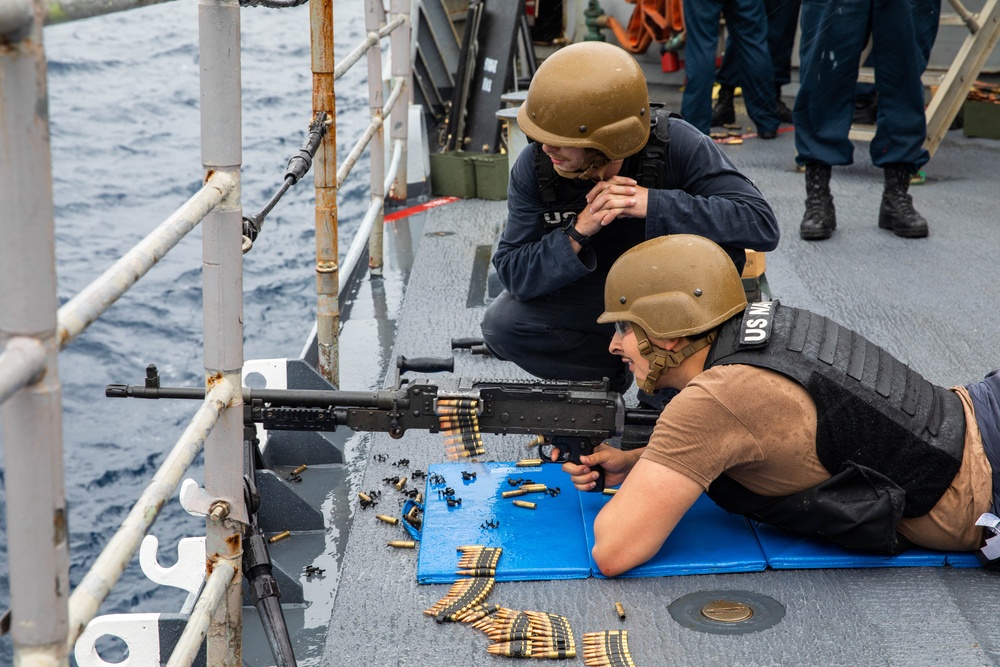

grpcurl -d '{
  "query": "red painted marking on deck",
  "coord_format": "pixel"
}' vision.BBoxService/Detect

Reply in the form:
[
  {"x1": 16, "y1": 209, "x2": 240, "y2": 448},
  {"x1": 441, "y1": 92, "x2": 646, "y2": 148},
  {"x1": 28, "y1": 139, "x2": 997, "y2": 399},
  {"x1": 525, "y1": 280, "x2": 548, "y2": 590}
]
[{"x1": 385, "y1": 197, "x2": 460, "y2": 222}]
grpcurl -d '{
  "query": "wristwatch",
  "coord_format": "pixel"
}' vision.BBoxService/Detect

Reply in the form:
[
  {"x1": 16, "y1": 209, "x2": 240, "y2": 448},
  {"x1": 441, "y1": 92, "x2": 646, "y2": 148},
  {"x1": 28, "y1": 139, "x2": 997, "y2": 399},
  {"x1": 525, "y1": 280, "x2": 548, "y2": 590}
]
[{"x1": 561, "y1": 219, "x2": 591, "y2": 247}]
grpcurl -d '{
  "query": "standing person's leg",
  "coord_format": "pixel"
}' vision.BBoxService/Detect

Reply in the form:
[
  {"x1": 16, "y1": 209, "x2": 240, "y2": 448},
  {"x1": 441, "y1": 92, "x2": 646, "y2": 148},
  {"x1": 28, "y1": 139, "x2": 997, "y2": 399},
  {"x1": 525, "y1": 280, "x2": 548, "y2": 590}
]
[
  {"x1": 793, "y1": 0, "x2": 870, "y2": 168},
  {"x1": 913, "y1": 0, "x2": 941, "y2": 71},
  {"x1": 681, "y1": 0, "x2": 725, "y2": 134},
  {"x1": 765, "y1": 0, "x2": 801, "y2": 122},
  {"x1": 765, "y1": 0, "x2": 801, "y2": 89},
  {"x1": 713, "y1": 35, "x2": 738, "y2": 126},
  {"x1": 870, "y1": 0, "x2": 930, "y2": 237},
  {"x1": 723, "y1": 0, "x2": 779, "y2": 137},
  {"x1": 794, "y1": 0, "x2": 869, "y2": 240}
]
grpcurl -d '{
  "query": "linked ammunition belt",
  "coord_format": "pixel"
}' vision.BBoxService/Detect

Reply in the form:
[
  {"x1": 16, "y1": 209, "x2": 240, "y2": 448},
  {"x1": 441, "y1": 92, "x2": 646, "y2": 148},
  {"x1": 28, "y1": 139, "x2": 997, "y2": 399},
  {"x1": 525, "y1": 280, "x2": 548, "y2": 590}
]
[
  {"x1": 437, "y1": 398, "x2": 485, "y2": 460},
  {"x1": 582, "y1": 630, "x2": 635, "y2": 667},
  {"x1": 422, "y1": 546, "x2": 636, "y2": 663},
  {"x1": 474, "y1": 608, "x2": 577, "y2": 659},
  {"x1": 423, "y1": 575, "x2": 496, "y2": 623}
]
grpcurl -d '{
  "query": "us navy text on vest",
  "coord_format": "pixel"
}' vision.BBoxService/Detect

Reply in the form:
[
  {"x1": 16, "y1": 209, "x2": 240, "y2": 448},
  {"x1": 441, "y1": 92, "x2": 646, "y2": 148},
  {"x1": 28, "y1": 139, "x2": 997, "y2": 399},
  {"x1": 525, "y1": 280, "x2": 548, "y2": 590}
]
[{"x1": 739, "y1": 301, "x2": 775, "y2": 347}]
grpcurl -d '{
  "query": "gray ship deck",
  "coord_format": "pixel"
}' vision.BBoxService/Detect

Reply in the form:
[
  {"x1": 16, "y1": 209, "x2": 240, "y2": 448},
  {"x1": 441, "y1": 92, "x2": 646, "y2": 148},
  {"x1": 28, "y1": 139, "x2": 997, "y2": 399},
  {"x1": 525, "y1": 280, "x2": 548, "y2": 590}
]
[{"x1": 256, "y1": 110, "x2": 1000, "y2": 666}]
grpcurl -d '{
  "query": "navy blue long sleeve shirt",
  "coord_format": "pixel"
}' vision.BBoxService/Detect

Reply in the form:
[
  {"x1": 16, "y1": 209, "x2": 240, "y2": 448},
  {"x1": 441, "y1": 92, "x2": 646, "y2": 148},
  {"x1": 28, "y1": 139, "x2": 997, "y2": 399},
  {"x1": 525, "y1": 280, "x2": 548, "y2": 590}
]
[{"x1": 493, "y1": 117, "x2": 780, "y2": 302}]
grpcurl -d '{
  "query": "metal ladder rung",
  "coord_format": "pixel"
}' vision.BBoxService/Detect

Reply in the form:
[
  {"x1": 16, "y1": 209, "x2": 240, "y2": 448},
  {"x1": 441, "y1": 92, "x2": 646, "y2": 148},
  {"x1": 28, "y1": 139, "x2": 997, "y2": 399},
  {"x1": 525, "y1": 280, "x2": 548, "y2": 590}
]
[
  {"x1": 940, "y1": 12, "x2": 975, "y2": 27},
  {"x1": 848, "y1": 124, "x2": 877, "y2": 142},
  {"x1": 856, "y1": 67, "x2": 946, "y2": 88}
]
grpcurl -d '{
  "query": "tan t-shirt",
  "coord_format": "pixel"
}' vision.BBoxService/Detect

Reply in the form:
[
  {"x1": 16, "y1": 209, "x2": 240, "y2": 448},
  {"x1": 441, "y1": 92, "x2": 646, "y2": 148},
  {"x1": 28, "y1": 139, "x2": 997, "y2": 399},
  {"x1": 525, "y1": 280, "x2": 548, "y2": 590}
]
[{"x1": 641, "y1": 364, "x2": 993, "y2": 551}]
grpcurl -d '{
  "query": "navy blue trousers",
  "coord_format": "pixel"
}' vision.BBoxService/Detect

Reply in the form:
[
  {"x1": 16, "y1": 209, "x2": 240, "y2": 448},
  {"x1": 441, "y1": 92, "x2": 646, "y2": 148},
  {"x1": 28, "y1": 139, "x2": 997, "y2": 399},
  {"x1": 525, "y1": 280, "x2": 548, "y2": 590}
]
[
  {"x1": 968, "y1": 370, "x2": 1000, "y2": 514},
  {"x1": 481, "y1": 290, "x2": 631, "y2": 393},
  {"x1": 717, "y1": 0, "x2": 802, "y2": 90},
  {"x1": 681, "y1": 0, "x2": 779, "y2": 134},
  {"x1": 794, "y1": 0, "x2": 938, "y2": 170}
]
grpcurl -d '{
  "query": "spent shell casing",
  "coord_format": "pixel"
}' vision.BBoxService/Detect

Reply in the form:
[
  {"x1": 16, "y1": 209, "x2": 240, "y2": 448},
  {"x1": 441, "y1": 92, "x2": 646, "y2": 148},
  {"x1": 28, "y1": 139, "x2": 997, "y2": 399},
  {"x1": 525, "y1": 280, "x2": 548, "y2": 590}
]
[
  {"x1": 519, "y1": 483, "x2": 548, "y2": 493},
  {"x1": 375, "y1": 514, "x2": 399, "y2": 525},
  {"x1": 394, "y1": 476, "x2": 407, "y2": 491},
  {"x1": 358, "y1": 491, "x2": 372, "y2": 503},
  {"x1": 387, "y1": 540, "x2": 416, "y2": 548},
  {"x1": 501, "y1": 489, "x2": 527, "y2": 498},
  {"x1": 615, "y1": 601, "x2": 626, "y2": 620},
  {"x1": 512, "y1": 500, "x2": 536, "y2": 509},
  {"x1": 291, "y1": 464, "x2": 307, "y2": 475},
  {"x1": 602, "y1": 488, "x2": 618, "y2": 496},
  {"x1": 516, "y1": 458, "x2": 543, "y2": 467},
  {"x1": 268, "y1": 530, "x2": 291, "y2": 543}
]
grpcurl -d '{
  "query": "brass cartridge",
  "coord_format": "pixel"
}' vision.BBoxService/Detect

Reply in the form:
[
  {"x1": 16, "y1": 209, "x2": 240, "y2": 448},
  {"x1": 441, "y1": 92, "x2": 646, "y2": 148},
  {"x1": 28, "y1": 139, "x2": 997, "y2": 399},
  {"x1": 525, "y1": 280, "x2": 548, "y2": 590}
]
[{"x1": 387, "y1": 540, "x2": 416, "y2": 549}]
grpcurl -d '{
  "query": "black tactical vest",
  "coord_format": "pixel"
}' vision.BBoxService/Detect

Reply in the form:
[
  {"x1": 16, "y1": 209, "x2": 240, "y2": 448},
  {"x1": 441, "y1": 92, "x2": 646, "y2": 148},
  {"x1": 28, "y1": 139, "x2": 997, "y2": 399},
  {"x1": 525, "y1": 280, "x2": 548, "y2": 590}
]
[
  {"x1": 532, "y1": 105, "x2": 681, "y2": 281},
  {"x1": 703, "y1": 301, "x2": 966, "y2": 552}
]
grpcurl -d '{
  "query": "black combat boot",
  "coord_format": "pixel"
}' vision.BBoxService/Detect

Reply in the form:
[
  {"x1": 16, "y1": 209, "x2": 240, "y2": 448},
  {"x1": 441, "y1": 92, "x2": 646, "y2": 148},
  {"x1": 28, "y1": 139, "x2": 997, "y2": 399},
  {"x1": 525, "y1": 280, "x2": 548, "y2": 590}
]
[
  {"x1": 878, "y1": 164, "x2": 929, "y2": 238},
  {"x1": 776, "y1": 86, "x2": 793, "y2": 124},
  {"x1": 712, "y1": 85, "x2": 736, "y2": 126},
  {"x1": 799, "y1": 163, "x2": 836, "y2": 240}
]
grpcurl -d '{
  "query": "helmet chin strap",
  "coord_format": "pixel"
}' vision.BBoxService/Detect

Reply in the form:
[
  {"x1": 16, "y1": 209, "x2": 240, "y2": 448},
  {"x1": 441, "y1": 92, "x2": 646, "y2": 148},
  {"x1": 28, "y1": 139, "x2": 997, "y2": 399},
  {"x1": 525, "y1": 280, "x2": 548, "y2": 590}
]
[
  {"x1": 632, "y1": 324, "x2": 717, "y2": 394},
  {"x1": 553, "y1": 153, "x2": 614, "y2": 180}
]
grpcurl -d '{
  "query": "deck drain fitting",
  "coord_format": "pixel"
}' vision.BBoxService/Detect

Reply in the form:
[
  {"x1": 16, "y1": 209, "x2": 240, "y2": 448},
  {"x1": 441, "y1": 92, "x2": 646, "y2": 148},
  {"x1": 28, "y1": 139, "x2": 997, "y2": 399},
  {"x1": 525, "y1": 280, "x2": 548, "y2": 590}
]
[{"x1": 668, "y1": 590, "x2": 784, "y2": 635}]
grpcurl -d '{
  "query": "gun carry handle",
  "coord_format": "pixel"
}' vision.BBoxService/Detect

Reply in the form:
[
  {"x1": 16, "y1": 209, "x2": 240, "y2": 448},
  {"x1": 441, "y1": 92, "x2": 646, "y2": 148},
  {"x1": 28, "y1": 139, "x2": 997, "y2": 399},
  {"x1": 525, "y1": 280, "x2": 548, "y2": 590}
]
[{"x1": 396, "y1": 355, "x2": 455, "y2": 374}]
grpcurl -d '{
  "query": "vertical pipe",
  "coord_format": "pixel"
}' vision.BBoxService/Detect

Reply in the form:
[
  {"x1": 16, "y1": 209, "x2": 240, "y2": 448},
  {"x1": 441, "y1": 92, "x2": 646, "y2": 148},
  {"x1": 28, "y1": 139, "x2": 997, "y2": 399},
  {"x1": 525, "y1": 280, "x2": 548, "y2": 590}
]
[
  {"x1": 389, "y1": 0, "x2": 410, "y2": 201},
  {"x1": 198, "y1": 0, "x2": 246, "y2": 664},
  {"x1": 0, "y1": 2, "x2": 71, "y2": 665},
  {"x1": 365, "y1": 0, "x2": 386, "y2": 276},
  {"x1": 311, "y1": 0, "x2": 340, "y2": 386}
]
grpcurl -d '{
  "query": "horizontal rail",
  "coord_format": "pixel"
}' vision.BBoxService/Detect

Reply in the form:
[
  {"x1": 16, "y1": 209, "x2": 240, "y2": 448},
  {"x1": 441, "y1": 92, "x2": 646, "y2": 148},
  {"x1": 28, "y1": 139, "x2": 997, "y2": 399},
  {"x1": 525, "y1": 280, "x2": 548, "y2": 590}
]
[
  {"x1": 57, "y1": 171, "x2": 236, "y2": 349},
  {"x1": 66, "y1": 380, "x2": 236, "y2": 649},
  {"x1": 0, "y1": 0, "x2": 32, "y2": 38},
  {"x1": 0, "y1": 337, "x2": 47, "y2": 406},
  {"x1": 336, "y1": 76, "x2": 405, "y2": 189},
  {"x1": 44, "y1": 0, "x2": 178, "y2": 25},
  {"x1": 333, "y1": 14, "x2": 406, "y2": 81},
  {"x1": 164, "y1": 561, "x2": 237, "y2": 667}
]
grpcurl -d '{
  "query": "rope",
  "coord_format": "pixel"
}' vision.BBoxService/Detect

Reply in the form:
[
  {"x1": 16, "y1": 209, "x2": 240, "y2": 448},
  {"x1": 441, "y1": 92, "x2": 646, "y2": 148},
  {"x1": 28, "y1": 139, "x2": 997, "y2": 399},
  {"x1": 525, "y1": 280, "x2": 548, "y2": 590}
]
[{"x1": 242, "y1": 112, "x2": 329, "y2": 253}]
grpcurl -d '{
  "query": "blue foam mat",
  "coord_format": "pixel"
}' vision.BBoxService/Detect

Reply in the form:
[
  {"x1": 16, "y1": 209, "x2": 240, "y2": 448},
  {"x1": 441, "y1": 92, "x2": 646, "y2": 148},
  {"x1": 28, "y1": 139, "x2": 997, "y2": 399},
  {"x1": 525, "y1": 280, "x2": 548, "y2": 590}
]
[
  {"x1": 579, "y1": 491, "x2": 767, "y2": 577},
  {"x1": 415, "y1": 463, "x2": 981, "y2": 582},
  {"x1": 752, "y1": 521, "x2": 983, "y2": 569},
  {"x1": 416, "y1": 462, "x2": 592, "y2": 583}
]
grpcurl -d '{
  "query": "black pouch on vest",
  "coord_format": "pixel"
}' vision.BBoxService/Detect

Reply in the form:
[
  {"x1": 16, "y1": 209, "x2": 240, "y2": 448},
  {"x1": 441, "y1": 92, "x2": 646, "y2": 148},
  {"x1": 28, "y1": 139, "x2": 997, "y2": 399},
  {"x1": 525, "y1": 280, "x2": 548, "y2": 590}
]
[{"x1": 708, "y1": 461, "x2": 911, "y2": 555}]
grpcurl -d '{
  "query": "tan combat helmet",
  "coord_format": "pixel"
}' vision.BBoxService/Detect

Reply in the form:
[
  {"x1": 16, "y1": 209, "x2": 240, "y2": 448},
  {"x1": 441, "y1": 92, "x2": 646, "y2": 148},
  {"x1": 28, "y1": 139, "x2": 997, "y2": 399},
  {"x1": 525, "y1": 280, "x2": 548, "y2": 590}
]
[
  {"x1": 598, "y1": 235, "x2": 748, "y2": 392},
  {"x1": 516, "y1": 41, "x2": 650, "y2": 161}
]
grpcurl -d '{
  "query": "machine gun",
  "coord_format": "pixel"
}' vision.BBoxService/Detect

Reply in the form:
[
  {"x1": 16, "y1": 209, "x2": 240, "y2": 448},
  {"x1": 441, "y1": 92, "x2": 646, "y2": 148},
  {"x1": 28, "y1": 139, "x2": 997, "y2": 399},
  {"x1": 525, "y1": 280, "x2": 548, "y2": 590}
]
[{"x1": 107, "y1": 356, "x2": 660, "y2": 492}]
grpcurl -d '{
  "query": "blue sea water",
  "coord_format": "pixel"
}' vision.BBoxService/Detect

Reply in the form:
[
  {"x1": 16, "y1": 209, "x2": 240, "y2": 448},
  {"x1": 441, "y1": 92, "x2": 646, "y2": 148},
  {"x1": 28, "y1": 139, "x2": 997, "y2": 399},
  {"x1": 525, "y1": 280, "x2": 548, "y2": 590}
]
[{"x1": 0, "y1": 1, "x2": 374, "y2": 662}]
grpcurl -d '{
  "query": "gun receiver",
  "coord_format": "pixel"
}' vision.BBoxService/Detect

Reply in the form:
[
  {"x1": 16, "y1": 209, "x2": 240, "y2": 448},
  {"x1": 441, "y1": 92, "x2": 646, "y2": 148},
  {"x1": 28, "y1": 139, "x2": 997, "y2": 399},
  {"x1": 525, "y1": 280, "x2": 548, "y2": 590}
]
[{"x1": 106, "y1": 358, "x2": 659, "y2": 492}]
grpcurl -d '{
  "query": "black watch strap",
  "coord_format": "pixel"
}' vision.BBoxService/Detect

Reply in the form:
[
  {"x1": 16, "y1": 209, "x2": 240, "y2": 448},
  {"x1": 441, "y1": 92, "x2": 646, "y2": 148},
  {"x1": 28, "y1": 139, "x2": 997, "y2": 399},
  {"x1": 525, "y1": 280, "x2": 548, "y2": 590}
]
[{"x1": 561, "y1": 221, "x2": 591, "y2": 247}]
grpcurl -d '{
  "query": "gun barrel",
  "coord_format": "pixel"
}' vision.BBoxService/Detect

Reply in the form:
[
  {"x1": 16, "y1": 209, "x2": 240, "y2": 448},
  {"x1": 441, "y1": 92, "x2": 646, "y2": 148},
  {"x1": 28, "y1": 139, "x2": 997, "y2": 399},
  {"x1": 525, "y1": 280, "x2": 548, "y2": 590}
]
[{"x1": 106, "y1": 383, "x2": 398, "y2": 409}]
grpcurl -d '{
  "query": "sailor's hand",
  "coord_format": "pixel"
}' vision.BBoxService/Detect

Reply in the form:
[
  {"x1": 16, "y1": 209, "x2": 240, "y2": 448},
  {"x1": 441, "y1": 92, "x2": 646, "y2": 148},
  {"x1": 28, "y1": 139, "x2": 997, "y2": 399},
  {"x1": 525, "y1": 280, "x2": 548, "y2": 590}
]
[
  {"x1": 586, "y1": 176, "x2": 648, "y2": 226},
  {"x1": 556, "y1": 443, "x2": 642, "y2": 492}
]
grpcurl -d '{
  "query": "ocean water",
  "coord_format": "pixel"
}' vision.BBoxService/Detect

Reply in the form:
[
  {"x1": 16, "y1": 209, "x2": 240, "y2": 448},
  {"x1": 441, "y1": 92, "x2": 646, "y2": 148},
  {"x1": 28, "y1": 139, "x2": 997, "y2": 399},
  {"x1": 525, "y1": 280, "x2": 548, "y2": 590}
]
[{"x1": 0, "y1": 1, "x2": 374, "y2": 662}]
